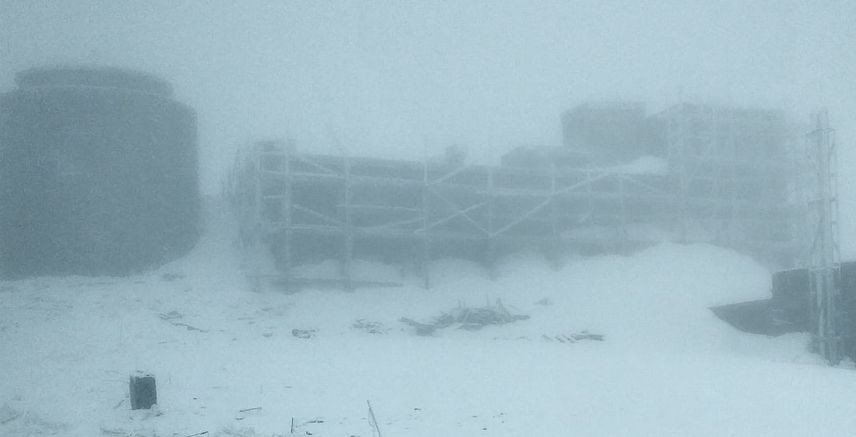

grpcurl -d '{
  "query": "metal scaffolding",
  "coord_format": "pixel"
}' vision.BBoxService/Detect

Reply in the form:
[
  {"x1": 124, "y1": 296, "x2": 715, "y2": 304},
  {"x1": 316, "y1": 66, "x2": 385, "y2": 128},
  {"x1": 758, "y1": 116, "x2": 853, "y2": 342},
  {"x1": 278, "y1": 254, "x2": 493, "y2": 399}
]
[
  {"x1": 230, "y1": 141, "x2": 679, "y2": 290},
  {"x1": 660, "y1": 103, "x2": 800, "y2": 264},
  {"x1": 229, "y1": 116, "x2": 803, "y2": 291},
  {"x1": 805, "y1": 110, "x2": 842, "y2": 364}
]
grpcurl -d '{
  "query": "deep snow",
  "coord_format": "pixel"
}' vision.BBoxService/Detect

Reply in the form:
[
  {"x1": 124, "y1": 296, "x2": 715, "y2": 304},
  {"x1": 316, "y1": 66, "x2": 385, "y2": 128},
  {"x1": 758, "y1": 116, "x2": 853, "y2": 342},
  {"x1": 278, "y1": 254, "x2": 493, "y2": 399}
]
[{"x1": 1, "y1": 200, "x2": 854, "y2": 437}]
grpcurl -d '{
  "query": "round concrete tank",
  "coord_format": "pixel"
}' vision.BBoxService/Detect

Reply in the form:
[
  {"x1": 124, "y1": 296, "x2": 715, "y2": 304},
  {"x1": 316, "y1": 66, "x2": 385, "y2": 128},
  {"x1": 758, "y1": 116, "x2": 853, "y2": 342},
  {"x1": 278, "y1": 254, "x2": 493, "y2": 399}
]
[{"x1": 0, "y1": 66, "x2": 199, "y2": 277}]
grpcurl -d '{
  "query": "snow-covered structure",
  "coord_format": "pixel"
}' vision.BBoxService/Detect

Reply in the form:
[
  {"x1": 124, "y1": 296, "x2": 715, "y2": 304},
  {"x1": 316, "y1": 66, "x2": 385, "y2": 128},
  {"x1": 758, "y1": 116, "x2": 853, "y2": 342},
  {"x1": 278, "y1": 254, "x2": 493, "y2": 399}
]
[
  {"x1": 0, "y1": 66, "x2": 200, "y2": 277},
  {"x1": 229, "y1": 102, "x2": 806, "y2": 289},
  {"x1": 658, "y1": 103, "x2": 799, "y2": 264}
]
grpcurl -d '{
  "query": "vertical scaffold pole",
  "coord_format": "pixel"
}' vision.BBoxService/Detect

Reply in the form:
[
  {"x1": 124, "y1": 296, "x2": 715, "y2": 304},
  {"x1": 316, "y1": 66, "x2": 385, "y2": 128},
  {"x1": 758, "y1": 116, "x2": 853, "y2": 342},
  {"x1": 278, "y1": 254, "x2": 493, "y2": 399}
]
[
  {"x1": 618, "y1": 176, "x2": 628, "y2": 246},
  {"x1": 549, "y1": 164, "x2": 560, "y2": 269},
  {"x1": 343, "y1": 153, "x2": 354, "y2": 291},
  {"x1": 251, "y1": 147, "x2": 264, "y2": 292},
  {"x1": 807, "y1": 109, "x2": 842, "y2": 365},
  {"x1": 487, "y1": 167, "x2": 497, "y2": 279},
  {"x1": 585, "y1": 169, "x2": 594, "y2": 224},
  {"x1": 421, "y1": 158, "x2": 431, "y2": 289},
  {"x1": 281, "y1": 147, "x2": 293, "y2": 285}
]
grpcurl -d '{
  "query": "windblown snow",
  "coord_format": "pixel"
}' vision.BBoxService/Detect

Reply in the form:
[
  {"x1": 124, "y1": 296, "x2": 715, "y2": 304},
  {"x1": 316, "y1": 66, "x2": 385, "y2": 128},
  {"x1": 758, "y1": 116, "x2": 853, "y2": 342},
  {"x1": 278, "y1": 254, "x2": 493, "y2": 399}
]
[{"x1": 1, "y1": 200, "x2": 854, "y2": 437}]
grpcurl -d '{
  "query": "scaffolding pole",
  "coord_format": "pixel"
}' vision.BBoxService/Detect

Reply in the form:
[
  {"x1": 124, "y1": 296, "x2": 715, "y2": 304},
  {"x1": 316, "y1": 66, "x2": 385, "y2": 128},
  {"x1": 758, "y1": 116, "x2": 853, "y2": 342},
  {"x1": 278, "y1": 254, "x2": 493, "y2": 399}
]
[
  {"x1": 251, "y1": 149, "x2": 265, "y2": 291},
  {"x1": 421, "y1": 158, "x2": 431, "y2": 289},
  {"x1": 807, "y1": 109, "x2": 842, "y2": 365},
  {"x1": 342, "y1": 154, "x2": 354, "y2": 292},
  {"x1": 487, "y1": 167, "x2": 497, "y2": 279},
  {"x1": 281, "y1": 148, "x2": 293, "y2": 283},
  {"x1": 549, "y1": 164, "x2": 560, "y2": 268}
]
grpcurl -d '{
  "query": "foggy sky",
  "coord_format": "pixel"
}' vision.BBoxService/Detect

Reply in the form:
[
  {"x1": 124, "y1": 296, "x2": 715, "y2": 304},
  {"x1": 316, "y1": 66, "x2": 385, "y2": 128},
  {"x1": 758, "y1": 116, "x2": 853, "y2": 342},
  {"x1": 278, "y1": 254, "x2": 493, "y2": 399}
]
[{"x1": 3, "y1": 1, "x2": 856, "y2": 252}]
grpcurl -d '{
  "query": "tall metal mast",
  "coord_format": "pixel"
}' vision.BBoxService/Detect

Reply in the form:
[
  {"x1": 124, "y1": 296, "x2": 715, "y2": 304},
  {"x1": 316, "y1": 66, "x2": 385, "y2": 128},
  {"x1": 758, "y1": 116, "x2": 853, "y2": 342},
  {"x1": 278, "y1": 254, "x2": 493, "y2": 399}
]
[{"x1": 807, "y1": 109, "x2": 842, "y2": 365}]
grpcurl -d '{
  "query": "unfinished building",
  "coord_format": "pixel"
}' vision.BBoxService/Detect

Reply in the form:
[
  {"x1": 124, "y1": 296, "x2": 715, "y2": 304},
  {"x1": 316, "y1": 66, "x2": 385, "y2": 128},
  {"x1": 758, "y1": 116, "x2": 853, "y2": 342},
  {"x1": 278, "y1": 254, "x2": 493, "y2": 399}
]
[
  {"x1": 658, "y1": 103, "x2": 798, "y2": 263},
  {"x1": 230, "y1": 102, "x2": 805, "y2": 289}
]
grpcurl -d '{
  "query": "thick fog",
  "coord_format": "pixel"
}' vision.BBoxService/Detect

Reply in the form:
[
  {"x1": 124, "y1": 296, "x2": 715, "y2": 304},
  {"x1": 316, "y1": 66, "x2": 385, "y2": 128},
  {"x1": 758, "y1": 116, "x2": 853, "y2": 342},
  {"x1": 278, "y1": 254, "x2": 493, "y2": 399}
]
[
  {"x1": 6, "y1": 3, "x2": 856, "y2": 435},
  {"x1": 2, "y1": 1, "x2": 855, "y2": 246}
]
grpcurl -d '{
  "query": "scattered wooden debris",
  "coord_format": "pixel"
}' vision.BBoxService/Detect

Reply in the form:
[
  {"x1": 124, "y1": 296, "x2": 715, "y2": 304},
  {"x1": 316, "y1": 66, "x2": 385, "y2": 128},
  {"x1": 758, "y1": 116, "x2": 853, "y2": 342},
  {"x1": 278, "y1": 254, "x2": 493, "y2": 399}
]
[
  {"x1": 352, "y1": 319, "x2": 388, "y2": 334},
  {"x1": 573, "y1": 331, "x2": 604, "y2": 341},
  {"x1": 542, "y1": 331, "x2": 604, "y2": 343},
  {"x1": 171, "y1": 322, "x2": 206, "y2": 332},
  {"x1": 400, "y1": 299, "x2": 529, "y2": 335},
  {"x1": 159, "y1": 310, "x2": 183, "y2": 320},
  {"x1": 399, "y1": 318, "x2": 438, "y2": 336},
  {"x1": 158, "y1": 311, "x2": 208, "y2": 332},
  {"x1": 292, "y1": 329, "x2": 317, "y2": 339}
]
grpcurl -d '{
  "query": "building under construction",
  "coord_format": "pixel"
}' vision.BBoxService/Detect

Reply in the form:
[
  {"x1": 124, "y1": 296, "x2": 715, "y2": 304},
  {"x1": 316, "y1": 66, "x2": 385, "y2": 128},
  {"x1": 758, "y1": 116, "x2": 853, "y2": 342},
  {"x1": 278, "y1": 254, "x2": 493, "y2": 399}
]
[{"x1": 229, "y1": 102, "x2": 807, "y2": 289}]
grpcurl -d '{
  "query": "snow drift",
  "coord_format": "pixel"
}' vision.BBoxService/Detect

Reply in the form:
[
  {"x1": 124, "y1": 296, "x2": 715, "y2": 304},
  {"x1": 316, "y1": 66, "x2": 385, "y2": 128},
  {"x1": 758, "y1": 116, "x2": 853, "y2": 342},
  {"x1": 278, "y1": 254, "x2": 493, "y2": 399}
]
[{"x1": 0, "y1": 201, "x2": 848, "y2": 437}]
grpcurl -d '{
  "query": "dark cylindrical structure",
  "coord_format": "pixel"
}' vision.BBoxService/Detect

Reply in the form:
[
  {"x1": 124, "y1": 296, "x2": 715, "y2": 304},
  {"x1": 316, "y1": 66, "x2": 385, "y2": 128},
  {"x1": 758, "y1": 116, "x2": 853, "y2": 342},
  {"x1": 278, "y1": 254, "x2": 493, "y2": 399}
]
[{"x1": 0, "y1": 66, "x2": 199, "y2": 277}]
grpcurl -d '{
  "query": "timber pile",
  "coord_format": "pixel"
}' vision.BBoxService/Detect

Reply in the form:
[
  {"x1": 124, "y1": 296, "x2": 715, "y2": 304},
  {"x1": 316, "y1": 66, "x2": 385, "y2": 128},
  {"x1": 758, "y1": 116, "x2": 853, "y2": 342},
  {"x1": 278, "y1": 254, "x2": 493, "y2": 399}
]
[{"x1": 400, "y1": 299, "x2": 529, "y2": 335}]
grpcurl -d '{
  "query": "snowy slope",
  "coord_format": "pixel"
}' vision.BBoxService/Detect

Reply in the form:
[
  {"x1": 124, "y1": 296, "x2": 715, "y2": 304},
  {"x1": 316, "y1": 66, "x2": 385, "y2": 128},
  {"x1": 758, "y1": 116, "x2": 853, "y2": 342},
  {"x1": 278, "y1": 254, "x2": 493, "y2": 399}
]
[{"x1": 1, "y1": 200, "x2": 854, "y2": 437}]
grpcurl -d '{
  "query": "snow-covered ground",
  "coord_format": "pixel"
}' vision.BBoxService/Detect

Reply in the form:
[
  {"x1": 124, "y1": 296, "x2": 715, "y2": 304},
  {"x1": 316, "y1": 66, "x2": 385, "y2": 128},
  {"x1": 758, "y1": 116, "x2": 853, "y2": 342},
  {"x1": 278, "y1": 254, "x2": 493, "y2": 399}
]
[{"x1": 2, "y1": 200, "x2": 855, "y2": 437}]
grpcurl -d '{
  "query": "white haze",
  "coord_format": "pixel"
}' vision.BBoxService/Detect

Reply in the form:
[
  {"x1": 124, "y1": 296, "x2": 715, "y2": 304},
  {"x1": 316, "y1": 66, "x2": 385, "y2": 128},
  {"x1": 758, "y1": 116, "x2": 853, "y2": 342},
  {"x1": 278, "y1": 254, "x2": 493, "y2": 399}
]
[{"x1": 2, "y1": 0, "x2": 855, "y2": 251}]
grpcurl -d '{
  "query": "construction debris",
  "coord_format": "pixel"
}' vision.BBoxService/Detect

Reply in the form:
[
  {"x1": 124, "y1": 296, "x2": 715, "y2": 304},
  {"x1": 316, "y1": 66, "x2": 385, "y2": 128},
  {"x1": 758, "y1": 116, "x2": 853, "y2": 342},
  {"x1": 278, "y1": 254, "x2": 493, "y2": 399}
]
[
  {"x1": 352, "y1": 319, "x2": 388, "y2": 334},
  {"x1": 367, "y1": 401, "x2": 383, "y2": 437},
  {"x1": 400, "y1": 299, "x2": 529, "y2": 335},
  {"x1": 159, "y1": 311, "x2": 207, "y2": 332},
  {"x1": 292, "y1": 329, "x2": 316, "y2": 339},
  {"x1": 542, "y1": 331, "x2": 605, "y2": 343}
]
